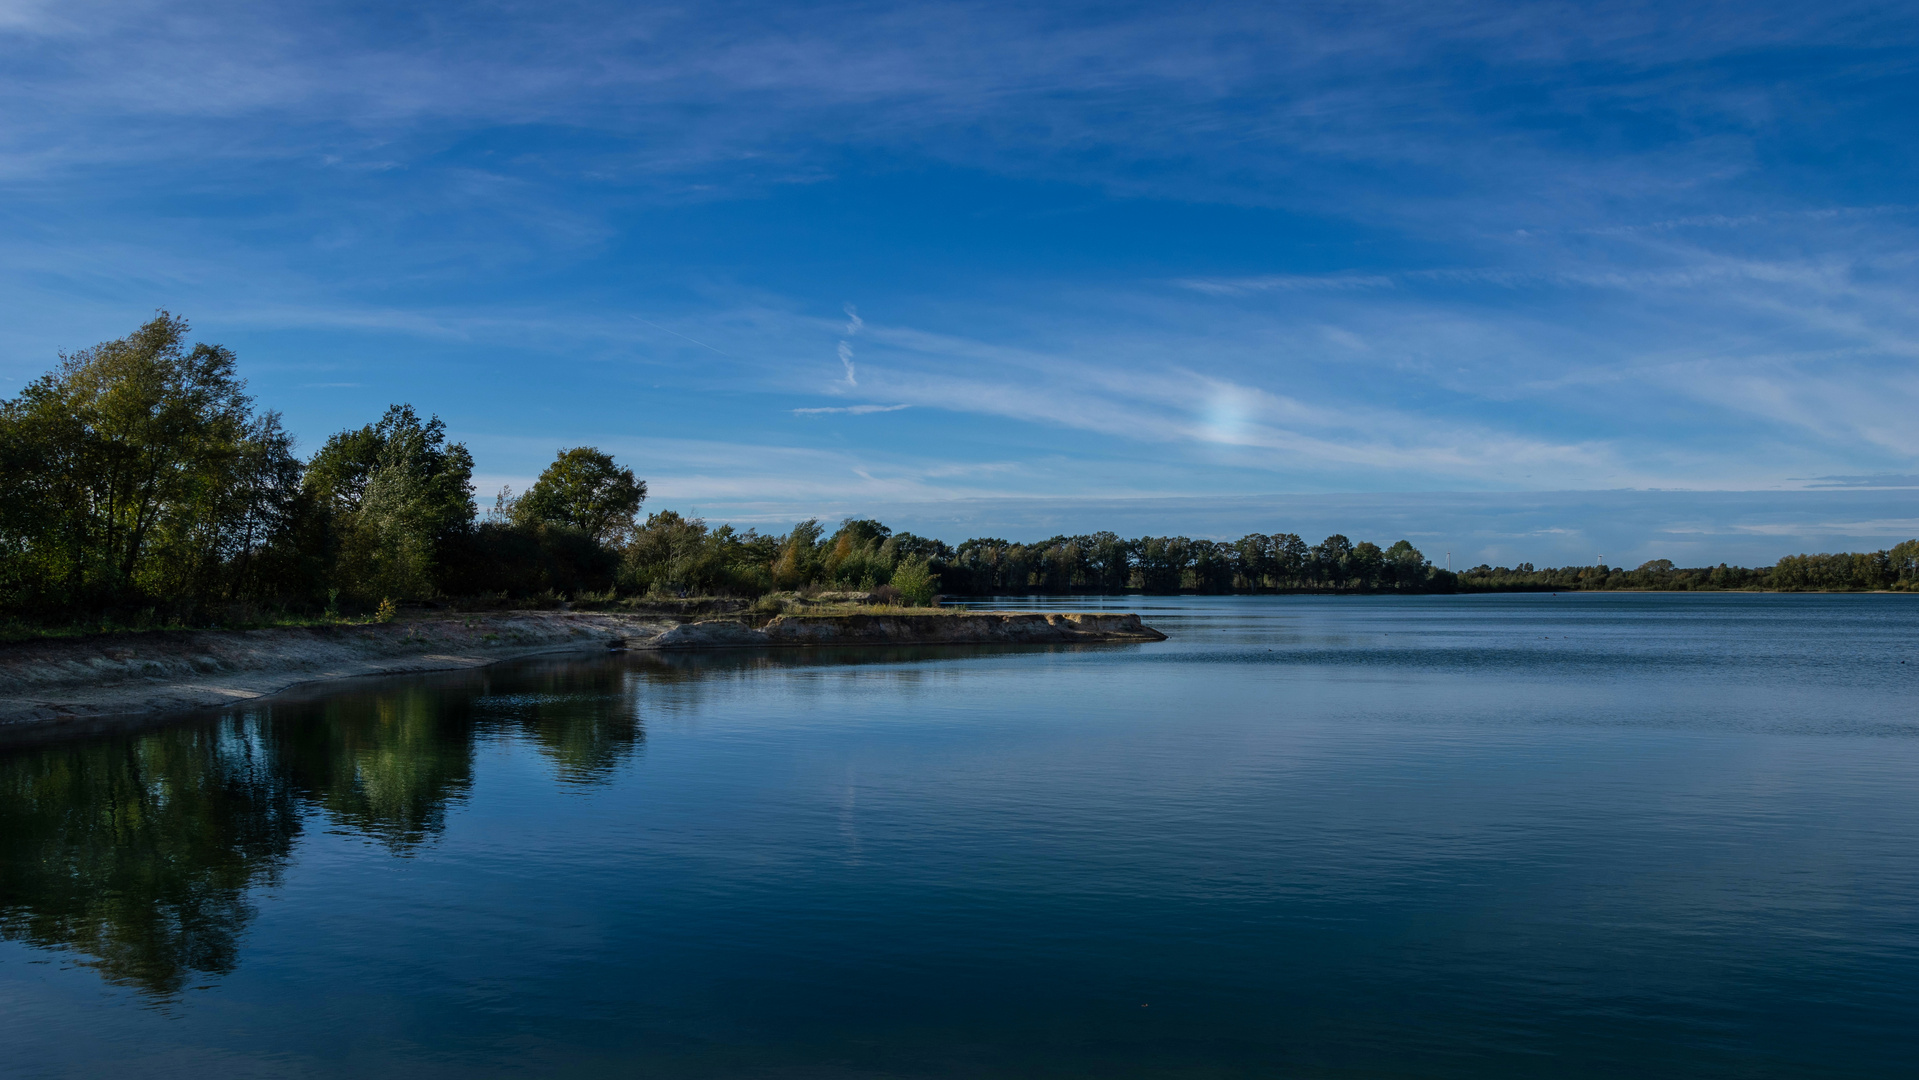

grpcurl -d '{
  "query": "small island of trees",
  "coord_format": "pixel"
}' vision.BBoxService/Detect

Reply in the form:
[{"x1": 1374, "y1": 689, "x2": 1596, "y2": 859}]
[{"x1": 3, "y1": 314, "x2": 1915, "y2": 634}]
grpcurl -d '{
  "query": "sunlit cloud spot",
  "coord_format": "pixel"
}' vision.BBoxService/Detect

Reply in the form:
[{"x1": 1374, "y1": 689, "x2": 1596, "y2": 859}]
[{"x1": 1195, "y1": 389, "x2": 1253, "y2": 444}]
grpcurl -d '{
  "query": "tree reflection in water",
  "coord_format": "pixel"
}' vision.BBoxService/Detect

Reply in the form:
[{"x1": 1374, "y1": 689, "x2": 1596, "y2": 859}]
[
  {"x1": 273, "y1": 687, "x2": 483, "y2": 853},
  {"x1": 0, "y1": 644, "x2": 1060, "y2": 997},
  {"x1": 0, "y1": 722, "x2": 301, "y2": 995},
  {"x1": 471, "y1": 666, "x2": 647, "y2": 787},
  {"x1": 0, "y1": 659, "x2": 649, "y2": 996}
]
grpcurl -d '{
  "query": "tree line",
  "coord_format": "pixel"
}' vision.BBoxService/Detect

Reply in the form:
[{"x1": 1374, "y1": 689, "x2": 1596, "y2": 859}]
[
  {"x1": 2, "y1": 315, "x2": 1914, "y2": 628},
  {"x1": 1453, "y1": 550, "x2": 1919, "y2": 593}
]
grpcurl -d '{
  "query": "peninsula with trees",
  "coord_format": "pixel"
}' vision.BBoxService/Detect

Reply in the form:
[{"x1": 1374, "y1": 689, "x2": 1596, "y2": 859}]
[
  {"x1": 3, "y1": 314, "x2": 1913, "y2": 637},
  {"x1": 2, "y1": 315, "x2": 1915, "y2": 731}
]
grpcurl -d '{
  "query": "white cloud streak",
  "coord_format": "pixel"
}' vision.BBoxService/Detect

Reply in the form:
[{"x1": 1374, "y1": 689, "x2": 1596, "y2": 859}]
[
  {"x1": 836, "y1": 341, "x2": 857, "y2": 387},
  {"x1": 794, "y1": 403, "x2": 911, "y2": 415},
  {"x1": 1, "y1": 0, "x2": 1914, "y2": 513},
  {"x1": 1175, "y1": 274, "x2": 1395, "y2": 295}
]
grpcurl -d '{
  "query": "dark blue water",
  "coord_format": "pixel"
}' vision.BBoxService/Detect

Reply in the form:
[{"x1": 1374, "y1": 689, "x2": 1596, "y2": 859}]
[{"x1": 4, "y1": 593, "x2": 1918, "y2": 1077}]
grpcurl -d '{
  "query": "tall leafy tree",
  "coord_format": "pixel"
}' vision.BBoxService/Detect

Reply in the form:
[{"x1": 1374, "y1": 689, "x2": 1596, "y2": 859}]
[
  {"x1": 511, "y1": 447, "x2": 645, "y2": 544},
  {"x1": 1084, "y1": 531, "x2": 1132, "y2": 591},
  {"x1": 307, "y1": 405, "x2": 475, "y2": 602},
  {"x1": 772, "y1": 519, "x2": 825, "y2": 588},
  {"x1": 1312, "y1": 534, "x2": 1355, "y2": 588},
  {"x1": 0, "y1": 313, "x2": 259, "y2": 613},
  {"x1": 1273, "y1": 533, "x2": 1310, "y2": 587},
  {"x1": 1384, "y1": 540, "x2": 1429, "y2": 590}
]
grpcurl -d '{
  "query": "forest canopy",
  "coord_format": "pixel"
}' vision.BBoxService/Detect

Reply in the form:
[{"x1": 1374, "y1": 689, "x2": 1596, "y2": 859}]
[{"x1": 3, "y1": 315, "x2": 1915, "y2": 629}]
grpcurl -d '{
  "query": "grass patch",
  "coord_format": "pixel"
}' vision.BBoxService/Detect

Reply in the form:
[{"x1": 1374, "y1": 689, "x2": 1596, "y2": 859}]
[{"x1": 771, "y1": 602, "x2": 957, "y2": 617}]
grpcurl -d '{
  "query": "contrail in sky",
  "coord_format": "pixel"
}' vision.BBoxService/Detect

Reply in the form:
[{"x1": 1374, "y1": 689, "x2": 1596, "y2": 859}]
[{"x1": 634, "y1": 316, "x2": 730, "y2": 357}]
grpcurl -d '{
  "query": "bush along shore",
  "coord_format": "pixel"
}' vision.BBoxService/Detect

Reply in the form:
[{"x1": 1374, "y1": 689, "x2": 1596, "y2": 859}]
[{"x1": 4, "y1": 314, "x2": 1917, "y2": 641}]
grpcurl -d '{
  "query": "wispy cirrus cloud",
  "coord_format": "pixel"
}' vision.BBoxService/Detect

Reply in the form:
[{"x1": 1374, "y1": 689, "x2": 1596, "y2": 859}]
[
  {"x1": 1800, "y1": 474, "x2": 1919, "y2": 489},
  {"x1": 4, "y1": 0, "x2": 1911, "y2": 213},
  {"x1": 2, "y1": 0, "x2": 1915, "y2": 555},
  {"x1": 794, "y1": 403, "x2": 910, "y2": 415},
  {"x1": 1175, "y1": 273, "x2": 1395, "y2": 295}
]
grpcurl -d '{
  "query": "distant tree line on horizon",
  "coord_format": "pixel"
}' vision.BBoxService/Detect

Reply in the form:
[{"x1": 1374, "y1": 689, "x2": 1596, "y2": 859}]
[
  {"x1": 1451, "y1": 550, "x2": 1919, "y2": 593},
  {"x1": 3, "y1": 315, "x2": 1915, "y2": 630}
]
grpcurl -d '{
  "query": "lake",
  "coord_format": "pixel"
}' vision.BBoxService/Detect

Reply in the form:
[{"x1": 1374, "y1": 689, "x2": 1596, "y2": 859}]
[{"x1": 4, "y1": 593, "x2": 1918, "y2": 1077}]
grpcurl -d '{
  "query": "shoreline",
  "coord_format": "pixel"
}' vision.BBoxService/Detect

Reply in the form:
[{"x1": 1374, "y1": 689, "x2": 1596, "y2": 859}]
[{"x1": 0, "y1": 610, "x2": 1165, "y2": 741}]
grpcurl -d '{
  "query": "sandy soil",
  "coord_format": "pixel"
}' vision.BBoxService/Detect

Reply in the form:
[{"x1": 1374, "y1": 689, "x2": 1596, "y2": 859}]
[
  {"x1": 0, "y1": 610, "x2": 1165, "y2": 738},
  {"x1": 0, "y1": 611, "x2": 673, "y2": 735}
]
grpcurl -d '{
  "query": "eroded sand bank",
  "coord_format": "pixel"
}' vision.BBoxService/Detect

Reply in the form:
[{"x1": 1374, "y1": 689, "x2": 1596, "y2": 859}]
[{"x1": 0, "y1": 610, "x2": 1165, "y2": 737}]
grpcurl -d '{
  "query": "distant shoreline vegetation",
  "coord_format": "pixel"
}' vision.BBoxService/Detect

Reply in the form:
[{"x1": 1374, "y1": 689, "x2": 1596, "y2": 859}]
[{"x1": 3, "y1": 315, "x2": 1916, "y2": 634}]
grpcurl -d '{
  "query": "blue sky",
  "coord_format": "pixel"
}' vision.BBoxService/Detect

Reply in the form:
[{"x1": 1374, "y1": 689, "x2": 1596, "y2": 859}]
[{"x1": 2, "y1": 0, "x2": 1916, "y2": 563}]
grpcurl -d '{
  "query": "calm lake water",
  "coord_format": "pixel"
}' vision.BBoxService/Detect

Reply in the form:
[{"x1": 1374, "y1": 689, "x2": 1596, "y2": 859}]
[{"x1": 4, "y1": 593, "x2": 1918, "y2": 1077}]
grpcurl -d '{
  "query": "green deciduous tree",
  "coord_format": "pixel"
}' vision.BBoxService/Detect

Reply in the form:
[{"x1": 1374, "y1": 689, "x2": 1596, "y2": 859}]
[
  {"x1": 617, "y1": 511, "x2": 777, "y2": 596},
  {"x1": 511, "y1": 447, "x2": 646, "y2": 544},
  {"x1": 308, "y1": 405, "x2": 474, "y2": 603},
  {"x1": 772, "y1": 519, "x2": 825, "y2": 588},
  {"x1": 0, "y1": 313, "x2": 292, "y2": 617},
  {"x1": 890, "y1": 559, "x2": 939, "y2": 606}
]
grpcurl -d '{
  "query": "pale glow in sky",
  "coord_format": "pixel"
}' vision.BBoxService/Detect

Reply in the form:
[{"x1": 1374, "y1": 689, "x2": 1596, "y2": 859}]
[{"x1": 1, "y1": 0, "x2": 1915, "y2": 562}]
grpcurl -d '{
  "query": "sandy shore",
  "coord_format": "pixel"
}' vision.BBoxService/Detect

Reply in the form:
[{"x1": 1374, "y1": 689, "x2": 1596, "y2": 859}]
[{"x1": 0, "y1": 610, "x2": 1165, "y2": 737}]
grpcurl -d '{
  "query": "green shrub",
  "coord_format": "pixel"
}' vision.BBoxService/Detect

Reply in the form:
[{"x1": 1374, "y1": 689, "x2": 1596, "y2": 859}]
[{"x1": 890, "y1": 560, "x2": 938, "y2": 607}]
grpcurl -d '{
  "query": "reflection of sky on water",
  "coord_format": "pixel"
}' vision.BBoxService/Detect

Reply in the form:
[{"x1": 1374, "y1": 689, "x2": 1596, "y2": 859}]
[{"x1": 2, "y1": 594, "x2": 1917, "y2": 1077}]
